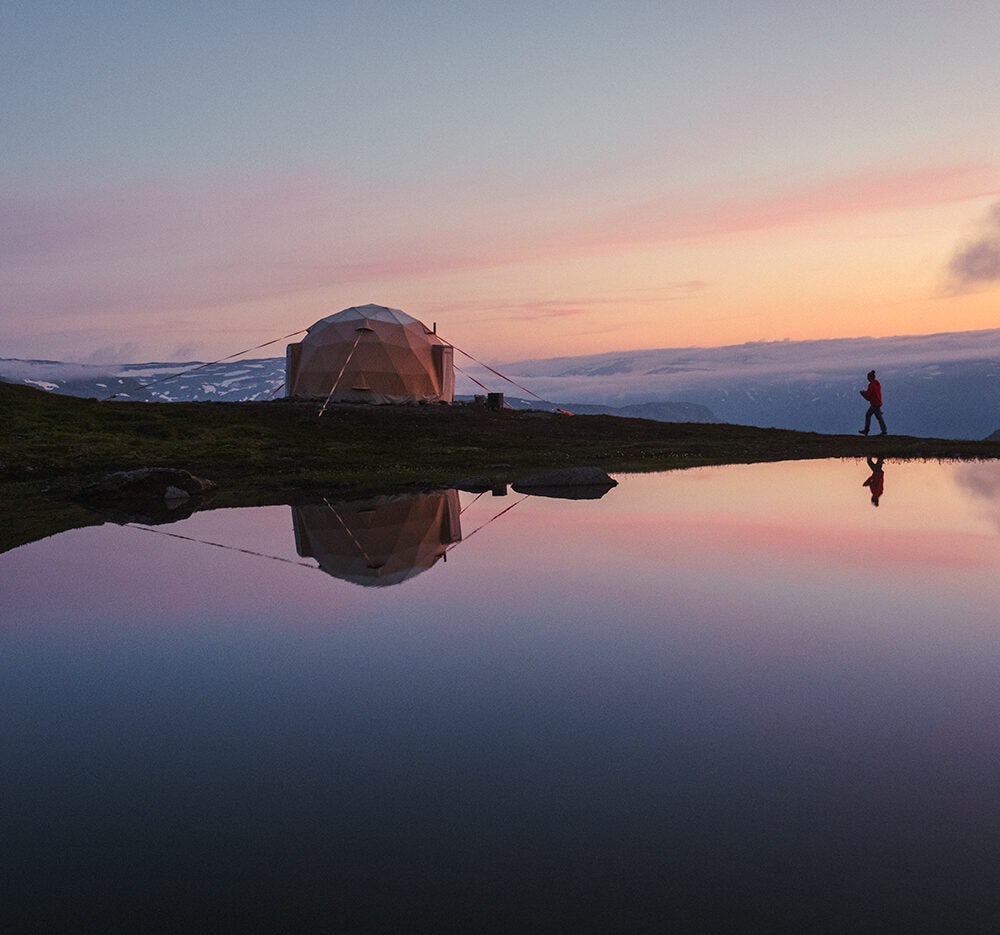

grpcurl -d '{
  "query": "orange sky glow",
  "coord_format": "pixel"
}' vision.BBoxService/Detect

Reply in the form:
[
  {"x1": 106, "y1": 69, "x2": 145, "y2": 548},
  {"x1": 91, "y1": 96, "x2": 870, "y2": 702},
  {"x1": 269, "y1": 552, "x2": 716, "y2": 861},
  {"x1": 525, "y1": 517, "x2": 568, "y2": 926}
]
[{"x1": 4, "y1": 4, "x2": 1000, "y2": 364}]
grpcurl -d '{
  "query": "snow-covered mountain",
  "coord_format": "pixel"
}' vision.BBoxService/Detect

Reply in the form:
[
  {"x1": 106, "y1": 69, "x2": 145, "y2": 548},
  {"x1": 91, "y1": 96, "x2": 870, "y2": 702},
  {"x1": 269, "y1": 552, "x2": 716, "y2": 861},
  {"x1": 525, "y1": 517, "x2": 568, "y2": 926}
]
[
  {"x1": 4, "y1": 327, "x2": 1000, "y2": 438},
  {"x1": 115, "y1": 359, "x2": 287, "y2": 401},
  {"x1": 0, "y1": 358, "x2": 156, "y2": 401},
  {"x1": 0, "y1": 357, "x2": 286, "y2": 403}
]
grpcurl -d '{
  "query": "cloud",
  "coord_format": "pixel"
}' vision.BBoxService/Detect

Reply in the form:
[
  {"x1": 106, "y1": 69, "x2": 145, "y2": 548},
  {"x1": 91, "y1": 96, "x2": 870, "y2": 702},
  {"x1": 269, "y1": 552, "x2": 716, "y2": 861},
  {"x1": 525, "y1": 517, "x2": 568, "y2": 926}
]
[
  {"x1": 945, "y1": 201, "x2": 1000, "y2": 294},
  {"x1": 170, "y1": 343, "x2": 202, "y2": 361},
  {"x1": 438, "y1": 282, "x2": 711, "y2": 324},
  {"x1": 359, "y1": 164, "x2": 1000, "y2": 276},
  {"x1": 5, "y1": 163, "x2": 999, "y2": 343},
  {"x1": 952, "y1": 461, "x2": 1000, "y2": 534},
  {"x1": 584, "y1": 164, "x2": 1000, "y2": 254},
  {"x1": 1, "y1": 171, "x2": 380, "y2": 318},
  {"x1": 513, "y1": 302, "x2": 589, "y2": 321},
  {"x1": 84, "y1": 343, "x2": 141, "y2": 364}
]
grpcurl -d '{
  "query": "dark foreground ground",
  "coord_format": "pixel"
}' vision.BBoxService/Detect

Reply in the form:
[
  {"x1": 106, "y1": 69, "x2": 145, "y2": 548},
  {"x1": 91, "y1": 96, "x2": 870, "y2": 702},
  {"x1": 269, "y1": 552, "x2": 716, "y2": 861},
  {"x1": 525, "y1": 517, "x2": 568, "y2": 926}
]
[{"x1": 4, "y1": 380, "x2": 1000, "y2": 552}]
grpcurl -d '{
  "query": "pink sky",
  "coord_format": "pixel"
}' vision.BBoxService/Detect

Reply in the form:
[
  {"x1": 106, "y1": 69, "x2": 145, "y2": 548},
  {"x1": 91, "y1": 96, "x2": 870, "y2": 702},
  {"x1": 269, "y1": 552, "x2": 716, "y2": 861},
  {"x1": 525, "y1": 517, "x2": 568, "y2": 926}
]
[{"x1": 4, "y1": 3, "x2": 1000, "y2": 364}]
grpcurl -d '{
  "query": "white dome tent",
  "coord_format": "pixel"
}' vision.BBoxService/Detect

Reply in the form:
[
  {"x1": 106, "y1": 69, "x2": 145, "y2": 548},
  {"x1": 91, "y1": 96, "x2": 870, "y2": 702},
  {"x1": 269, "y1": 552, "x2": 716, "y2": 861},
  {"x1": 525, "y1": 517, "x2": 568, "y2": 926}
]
[{"x1": 285, "y1": 304, "x2": 455, "y2": 404}]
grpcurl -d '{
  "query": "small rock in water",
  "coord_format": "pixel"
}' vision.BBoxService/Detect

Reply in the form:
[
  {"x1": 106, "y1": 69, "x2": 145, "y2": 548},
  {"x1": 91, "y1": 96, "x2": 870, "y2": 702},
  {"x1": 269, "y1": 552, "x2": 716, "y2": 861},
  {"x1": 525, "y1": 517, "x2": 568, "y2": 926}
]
[
  {"x1": 512, "y1": 466, "x2": 617, "y2": 489},
  {"x1": 511, "y1": 466, "x2": 618, "y2": 500},
  {"x1": 81, "y1": 467, "x2": 216, "y2": 501}
]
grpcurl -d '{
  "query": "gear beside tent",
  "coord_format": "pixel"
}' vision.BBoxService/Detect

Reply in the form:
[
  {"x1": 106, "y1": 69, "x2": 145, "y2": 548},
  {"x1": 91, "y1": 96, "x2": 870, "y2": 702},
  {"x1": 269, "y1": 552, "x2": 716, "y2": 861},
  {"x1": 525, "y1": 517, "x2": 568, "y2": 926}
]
[{"x1": 285, "y1": 304, "x2": 455, "y2": 404}]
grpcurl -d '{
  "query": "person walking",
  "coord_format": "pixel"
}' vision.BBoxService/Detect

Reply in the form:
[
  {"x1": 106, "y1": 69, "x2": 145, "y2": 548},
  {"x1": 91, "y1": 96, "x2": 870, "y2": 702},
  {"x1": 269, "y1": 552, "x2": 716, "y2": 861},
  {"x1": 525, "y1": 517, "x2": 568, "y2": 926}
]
[{"x1": 859, "y1": 369, "x2": 887, "y2": 436}]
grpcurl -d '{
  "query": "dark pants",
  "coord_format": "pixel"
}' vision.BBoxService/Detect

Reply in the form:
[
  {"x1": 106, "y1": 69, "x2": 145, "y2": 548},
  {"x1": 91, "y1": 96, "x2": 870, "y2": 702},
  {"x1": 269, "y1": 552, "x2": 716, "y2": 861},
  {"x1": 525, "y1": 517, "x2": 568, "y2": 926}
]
[{"x1": 863, "y1": 405, "x2": 887, "y2": 434}]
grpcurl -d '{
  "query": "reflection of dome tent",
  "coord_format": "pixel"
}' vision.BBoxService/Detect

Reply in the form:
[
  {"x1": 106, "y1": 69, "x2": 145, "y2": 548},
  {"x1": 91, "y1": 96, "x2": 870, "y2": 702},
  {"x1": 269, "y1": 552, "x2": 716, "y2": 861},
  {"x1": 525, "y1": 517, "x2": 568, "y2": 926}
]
[
  {"x1": 285, "y1": 304, "x2": 455, "y2": 403},
  {"x1": 291, "y1": 489, "x2": 462, "y2": 587}
]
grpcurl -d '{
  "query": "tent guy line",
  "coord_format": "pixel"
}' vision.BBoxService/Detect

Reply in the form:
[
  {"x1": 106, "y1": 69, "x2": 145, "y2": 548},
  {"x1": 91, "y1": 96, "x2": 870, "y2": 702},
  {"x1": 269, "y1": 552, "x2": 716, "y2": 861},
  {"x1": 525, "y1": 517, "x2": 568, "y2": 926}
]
[
  {"x1": 445, "y1": 341, "x2": 549, "y2": 406},
  {"x1": 322, "y1": 497, "x2": 379, "y2": 570},
  {"x1": 126, "y1": 523, "x2": 318, "y2": 570},
  {"x1": 447, "y1": 494, "x2": 530, "y2": 551},
  {"x1": 101, "y1": 329, "x2": 308, "y2": 401},
  {"x1": 100, "y1": 303, "x2": 559, "y2": 412},
  {"x1": 317, "y1": 330, "x2": 365, "y2": 417}
]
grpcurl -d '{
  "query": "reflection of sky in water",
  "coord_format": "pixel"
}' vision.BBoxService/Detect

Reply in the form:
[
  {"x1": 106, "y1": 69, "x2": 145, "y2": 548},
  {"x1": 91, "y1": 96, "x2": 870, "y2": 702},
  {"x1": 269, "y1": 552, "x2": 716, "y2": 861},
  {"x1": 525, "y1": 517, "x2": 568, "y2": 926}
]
[{"x1": 3, "y1": 459, "x2": 1000, "y2": 932}]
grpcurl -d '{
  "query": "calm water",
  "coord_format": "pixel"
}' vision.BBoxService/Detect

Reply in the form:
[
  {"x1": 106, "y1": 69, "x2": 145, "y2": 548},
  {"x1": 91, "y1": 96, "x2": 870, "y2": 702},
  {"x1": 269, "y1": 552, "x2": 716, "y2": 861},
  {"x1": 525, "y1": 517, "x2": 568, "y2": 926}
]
[{"x1": 4, "y1": 459, "x2": 1000, "y2": 934}]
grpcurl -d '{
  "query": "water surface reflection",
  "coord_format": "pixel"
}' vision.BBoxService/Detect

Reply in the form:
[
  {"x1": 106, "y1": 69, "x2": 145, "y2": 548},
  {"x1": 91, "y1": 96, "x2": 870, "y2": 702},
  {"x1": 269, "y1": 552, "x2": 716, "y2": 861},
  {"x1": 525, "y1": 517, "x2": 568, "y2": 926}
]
[
  {"x1": 292, "y1": 490, "x2": 463, "y2": 587},
  {"x1": 862, "y1": 455, "x2": 885, "y2": 506},
  {"x1": 3, "y1": 459, "x2": 1000, "y2": 933}
]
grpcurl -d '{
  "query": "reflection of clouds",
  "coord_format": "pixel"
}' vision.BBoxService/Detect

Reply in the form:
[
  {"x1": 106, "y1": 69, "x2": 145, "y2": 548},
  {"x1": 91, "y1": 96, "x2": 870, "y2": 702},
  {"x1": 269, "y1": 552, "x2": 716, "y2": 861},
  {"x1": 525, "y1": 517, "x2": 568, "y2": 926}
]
[{"x1": 952, "y1": 462, "x2": 1000, "y2": 532}]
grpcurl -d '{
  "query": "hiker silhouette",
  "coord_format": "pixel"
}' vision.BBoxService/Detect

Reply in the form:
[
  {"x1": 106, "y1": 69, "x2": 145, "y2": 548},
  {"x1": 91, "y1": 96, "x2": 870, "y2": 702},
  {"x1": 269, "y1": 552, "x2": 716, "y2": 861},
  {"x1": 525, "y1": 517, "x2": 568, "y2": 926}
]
[{"x1": 859, "y1": 370, "x2": 887, "y2": 436}]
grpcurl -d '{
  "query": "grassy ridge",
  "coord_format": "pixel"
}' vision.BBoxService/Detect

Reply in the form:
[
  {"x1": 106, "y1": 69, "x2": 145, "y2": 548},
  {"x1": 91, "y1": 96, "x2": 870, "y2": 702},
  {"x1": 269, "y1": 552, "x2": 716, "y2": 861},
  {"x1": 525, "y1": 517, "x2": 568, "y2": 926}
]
[
  {"x1": 6, "y1": 379, "x2": 1000, "y2": 491},
  {"x1": 4, "y1": 379, "x2": 1000, "y2": 550}
]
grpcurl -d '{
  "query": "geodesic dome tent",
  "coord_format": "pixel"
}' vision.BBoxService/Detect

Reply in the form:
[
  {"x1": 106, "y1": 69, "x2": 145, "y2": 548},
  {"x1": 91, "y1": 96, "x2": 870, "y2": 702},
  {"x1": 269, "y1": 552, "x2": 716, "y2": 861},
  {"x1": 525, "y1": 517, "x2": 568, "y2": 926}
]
[
  {"x1": 285, "y1": 304, "x2": 455, "y2": 403},
  {"x1": 291, "y1": 489, "x2": 462, "y2": 587}
]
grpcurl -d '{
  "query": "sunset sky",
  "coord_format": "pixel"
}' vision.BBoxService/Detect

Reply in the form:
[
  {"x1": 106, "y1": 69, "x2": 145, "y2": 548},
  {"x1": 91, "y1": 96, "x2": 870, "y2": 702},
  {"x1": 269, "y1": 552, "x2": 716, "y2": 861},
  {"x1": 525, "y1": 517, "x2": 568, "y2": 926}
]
[{"x1": 4, "y1": 1, "x2": 1000, "y2": 365}]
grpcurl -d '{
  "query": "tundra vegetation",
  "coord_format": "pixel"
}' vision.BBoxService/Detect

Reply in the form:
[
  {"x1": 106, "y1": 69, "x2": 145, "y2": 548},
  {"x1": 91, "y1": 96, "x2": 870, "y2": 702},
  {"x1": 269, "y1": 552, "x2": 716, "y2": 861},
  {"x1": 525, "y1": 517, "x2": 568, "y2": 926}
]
[{"x1": 3, "y1": 380, "x2": 1000, "y2": 552}]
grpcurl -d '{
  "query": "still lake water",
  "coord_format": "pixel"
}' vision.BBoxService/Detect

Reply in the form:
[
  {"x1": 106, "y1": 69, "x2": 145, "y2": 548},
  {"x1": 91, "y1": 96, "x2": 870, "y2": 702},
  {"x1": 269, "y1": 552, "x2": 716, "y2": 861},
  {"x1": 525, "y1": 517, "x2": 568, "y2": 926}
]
[{"x1": 4, "y1": 458, "x2": 1000, "y2": 933}]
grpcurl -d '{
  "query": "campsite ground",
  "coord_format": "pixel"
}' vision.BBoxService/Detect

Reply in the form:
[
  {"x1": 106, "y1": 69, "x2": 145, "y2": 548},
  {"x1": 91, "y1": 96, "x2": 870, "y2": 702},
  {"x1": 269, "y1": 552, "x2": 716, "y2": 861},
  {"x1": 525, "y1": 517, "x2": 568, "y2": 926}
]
[{"x1": 4, "y1": 380, "x2": 1000, "y2": 551}]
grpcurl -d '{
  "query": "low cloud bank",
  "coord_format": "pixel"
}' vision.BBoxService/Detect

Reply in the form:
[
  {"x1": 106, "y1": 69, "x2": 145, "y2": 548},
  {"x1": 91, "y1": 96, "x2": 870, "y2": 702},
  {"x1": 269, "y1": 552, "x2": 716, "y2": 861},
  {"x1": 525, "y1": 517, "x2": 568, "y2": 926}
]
[
  {"x1": 497, "y1": 328, "x2": 1000, "y2": 385},
  {"x1": 454, "y1": 328, "x2": 1000, "y2": 439}
]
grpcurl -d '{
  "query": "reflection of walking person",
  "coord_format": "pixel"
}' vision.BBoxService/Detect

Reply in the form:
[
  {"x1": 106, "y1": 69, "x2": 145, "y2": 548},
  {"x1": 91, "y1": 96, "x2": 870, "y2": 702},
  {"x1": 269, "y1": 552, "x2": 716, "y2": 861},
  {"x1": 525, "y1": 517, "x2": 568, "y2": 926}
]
[
  {"x1": 859, "y1": 369, "x2": 887, "y2": 436},
  {"x1": 863, "y1": 456, "x2": 885, "y2": 506}
]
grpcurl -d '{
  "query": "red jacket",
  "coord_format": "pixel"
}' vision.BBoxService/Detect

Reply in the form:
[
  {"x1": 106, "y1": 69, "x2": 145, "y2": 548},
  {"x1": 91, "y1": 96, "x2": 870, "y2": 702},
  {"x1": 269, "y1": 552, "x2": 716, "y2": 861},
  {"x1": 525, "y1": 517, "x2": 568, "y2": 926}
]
[
  {"x1": 864, "y1": 470, "x2": 884, "y2": 498},
  {"x1": 863, "y1": 378, "x2": 882, "y2": 407}
]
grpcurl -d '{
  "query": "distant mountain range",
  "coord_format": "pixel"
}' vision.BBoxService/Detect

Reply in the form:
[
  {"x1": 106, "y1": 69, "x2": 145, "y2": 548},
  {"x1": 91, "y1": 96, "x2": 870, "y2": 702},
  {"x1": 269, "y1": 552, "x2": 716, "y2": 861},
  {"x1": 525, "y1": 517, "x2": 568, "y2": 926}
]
[
  {"x1": 0, "y1": 357, "x2": 716, "y2": 423},
  {"x1": 4, "y1": 327, "x2": 1000, "y2": 439},
  {"x1": 490, "y1": 329, "x2": 1000, "y2": 439}
]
